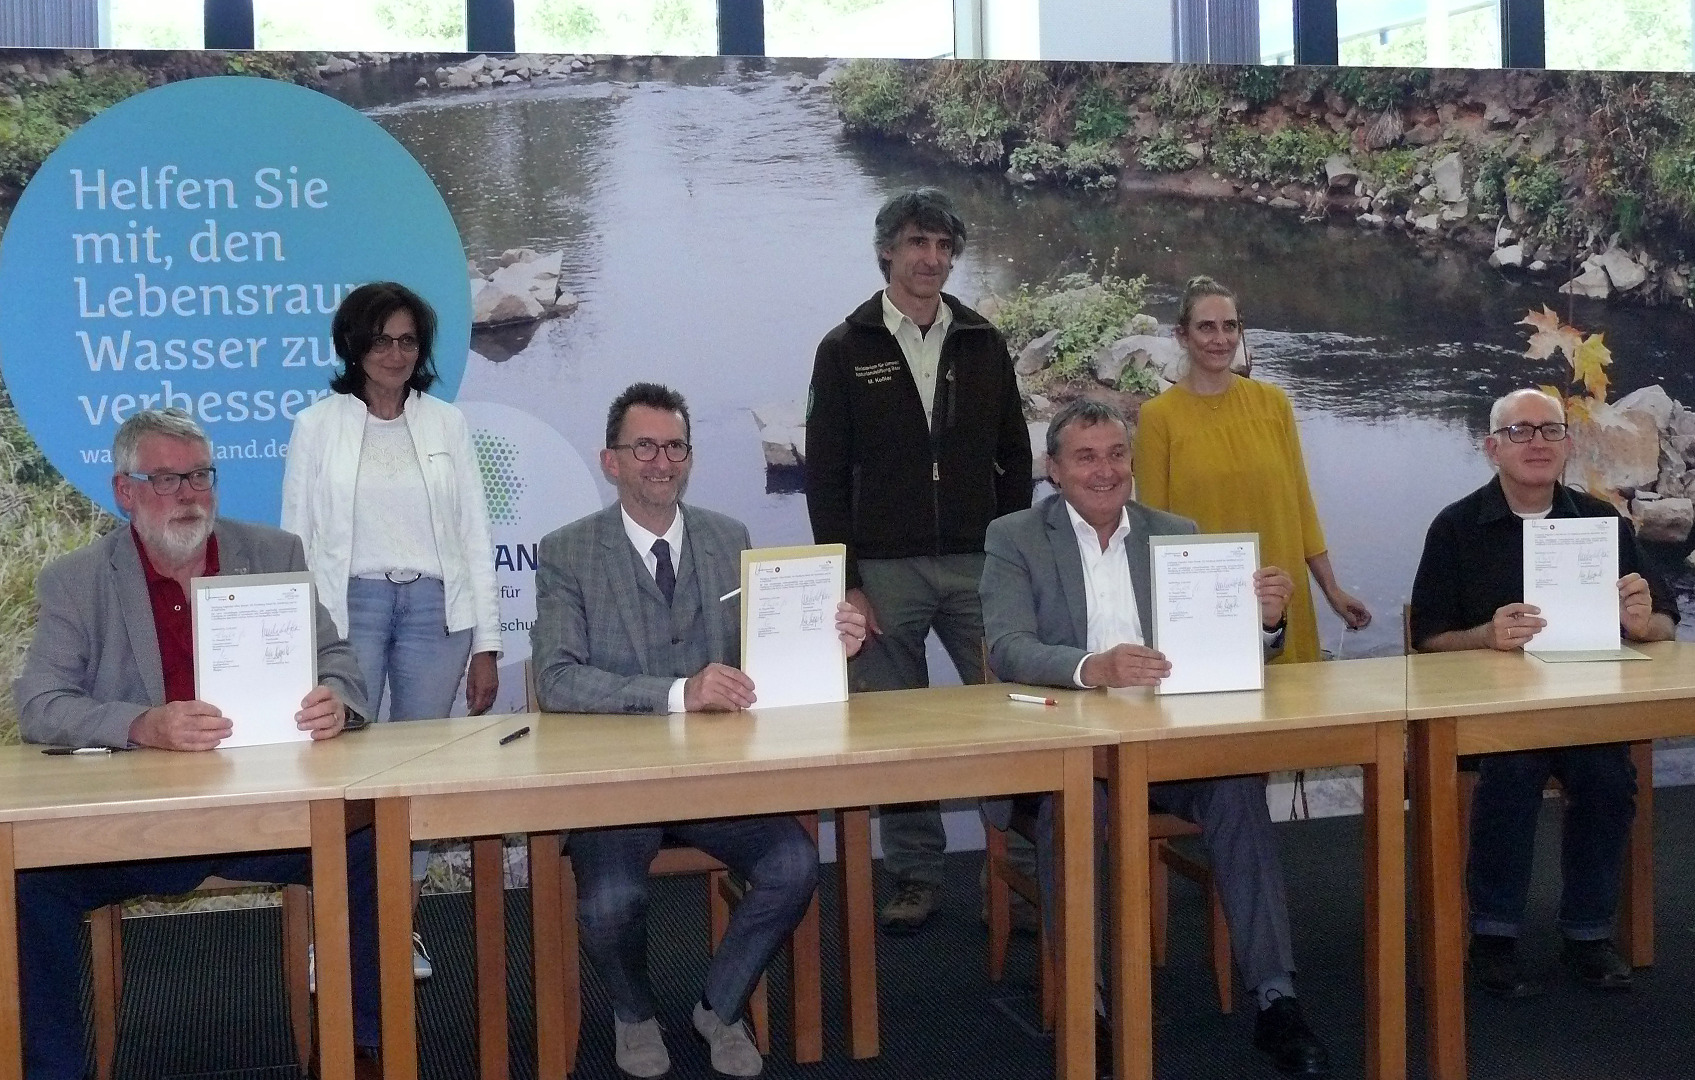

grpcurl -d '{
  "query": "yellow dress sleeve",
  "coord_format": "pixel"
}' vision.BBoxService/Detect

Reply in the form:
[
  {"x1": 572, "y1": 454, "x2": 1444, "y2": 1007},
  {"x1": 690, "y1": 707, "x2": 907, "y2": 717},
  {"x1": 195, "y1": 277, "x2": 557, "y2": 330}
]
[{"x1": 1132, "y1": 395, "x2": 1173, "y2": 510}]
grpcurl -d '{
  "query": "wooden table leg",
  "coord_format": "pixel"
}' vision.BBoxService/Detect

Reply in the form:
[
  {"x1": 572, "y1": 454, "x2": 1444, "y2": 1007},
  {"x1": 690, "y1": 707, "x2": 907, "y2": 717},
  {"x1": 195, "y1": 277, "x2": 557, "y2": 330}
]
[
  {"x1": 1054, "y1": 747, "x2": 1097, "y2": 1080},
  {"x1": 0, "y1": 823, "x2": 19, "y2": 1080},
  {"x1": 836, "y1": 807, "x2": 879, "y2": 1058},
  {"x1": 309, "y1": 801, "x2": 355, "y2": 1080},
  {"x1": 472, "y1": 838, "x2": 508, "y2": 1080},
  {"x1": 1109, "y1": 744, "x2": 1152, "y2": 1080},
  {"x1": 1618, "y1": 741, "x2": 1654, "y2": 967},
  {"x1": 1412, "y1": 716, "x2": 1466, "y2": 1080},
  {"x1": 1363, "y1": 722, "x2": 1407, "y2": 1080},
  {"x1": 529, "y1": 834, "x2": 568, "y2": 1080},
  {"x1": 375, "y1": 798, "x2": 418, "y2": 1080}
]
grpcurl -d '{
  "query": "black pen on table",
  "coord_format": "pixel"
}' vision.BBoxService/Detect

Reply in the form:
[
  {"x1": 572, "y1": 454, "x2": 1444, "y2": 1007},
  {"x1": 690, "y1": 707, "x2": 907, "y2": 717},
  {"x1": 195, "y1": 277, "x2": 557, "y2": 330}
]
[{"x1": 498, "y1": 725, "x2": 532, "y2": 746}]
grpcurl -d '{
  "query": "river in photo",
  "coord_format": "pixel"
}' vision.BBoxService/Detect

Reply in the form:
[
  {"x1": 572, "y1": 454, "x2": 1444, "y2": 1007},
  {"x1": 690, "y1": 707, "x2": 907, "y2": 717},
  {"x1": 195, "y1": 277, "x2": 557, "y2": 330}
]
[{"x1": 338, "y1": 58, "x2": 1695, "y2": 662}]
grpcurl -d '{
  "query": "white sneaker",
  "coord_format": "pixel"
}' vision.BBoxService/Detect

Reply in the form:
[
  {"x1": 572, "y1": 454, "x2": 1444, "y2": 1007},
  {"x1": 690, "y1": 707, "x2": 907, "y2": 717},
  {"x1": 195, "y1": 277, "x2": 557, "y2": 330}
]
[
  {"x1": 412, "y1": 932, "x2": 433, "y2": 980},
  {"x1": 614, "y1": 1016, "x2": 670, "y2": 1078},
  {"x1": 307, "y1": 935, "x2": 430, "y2": 992},
  {"x1": 691, "y1": 1002, "x2": 763, "y2": 1077}
]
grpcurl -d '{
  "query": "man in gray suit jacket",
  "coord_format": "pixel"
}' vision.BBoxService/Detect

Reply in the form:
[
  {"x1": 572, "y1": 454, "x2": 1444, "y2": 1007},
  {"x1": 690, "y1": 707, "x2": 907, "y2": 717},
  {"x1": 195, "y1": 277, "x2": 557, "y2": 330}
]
[
  {"x1": 531, "y1": 383, "x2": 865, "y2": 1079},
  {"x1": 11, "y1": 408, "x2": 381, "y2": 1080},
  {"x1": 980, "y1": 398, "x2": 1329, "y2": 1077}
]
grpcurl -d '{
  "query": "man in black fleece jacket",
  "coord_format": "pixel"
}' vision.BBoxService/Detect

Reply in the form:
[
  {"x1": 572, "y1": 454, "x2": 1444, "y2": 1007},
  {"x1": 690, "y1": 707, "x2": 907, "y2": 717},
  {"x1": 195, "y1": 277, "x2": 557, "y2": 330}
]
[{"x1": 805, "y1": 188, "x2": 1033, "y2": 931}]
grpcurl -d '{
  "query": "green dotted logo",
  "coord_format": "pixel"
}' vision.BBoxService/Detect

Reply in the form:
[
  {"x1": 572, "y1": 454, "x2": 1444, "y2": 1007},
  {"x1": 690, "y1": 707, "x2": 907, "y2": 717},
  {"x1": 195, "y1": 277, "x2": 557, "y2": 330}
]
[{"x1": 474, "y1": 430, "x2": 526, "y2": 526}]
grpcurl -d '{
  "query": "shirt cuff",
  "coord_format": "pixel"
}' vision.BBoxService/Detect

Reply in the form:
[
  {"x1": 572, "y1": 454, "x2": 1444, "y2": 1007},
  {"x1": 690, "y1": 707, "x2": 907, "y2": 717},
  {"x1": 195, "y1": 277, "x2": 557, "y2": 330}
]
[
  {"x1": 1073, "y1": 654, "x2": 1096, "y2": 689},
  {"x1": 667, "y1": 678, "x2": 688, "y2": 714},
  {"x1": 1262, "y1": 622, "x2": 1286, "y2": 648}
]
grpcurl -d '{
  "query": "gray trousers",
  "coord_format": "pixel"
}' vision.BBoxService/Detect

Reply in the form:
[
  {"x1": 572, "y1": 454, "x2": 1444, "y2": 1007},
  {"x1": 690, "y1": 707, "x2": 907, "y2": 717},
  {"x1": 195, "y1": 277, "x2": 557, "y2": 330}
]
[
  {"x1": 1031, "y1": 775, "x2": 1296, "y2": 993},
  {"x1": 569, "y1": 816, "x2": 818, "y2": 1024},
  {"x1": 852, "y1": 553, "x2": 988, "y2": 888}
]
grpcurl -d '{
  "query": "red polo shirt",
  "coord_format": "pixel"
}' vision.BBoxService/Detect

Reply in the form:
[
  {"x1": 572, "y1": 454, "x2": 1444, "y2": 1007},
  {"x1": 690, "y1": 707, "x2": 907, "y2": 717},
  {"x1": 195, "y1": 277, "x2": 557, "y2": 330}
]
[{"x1": 134, "y1": 526, "x2": 220, "y2": 704}]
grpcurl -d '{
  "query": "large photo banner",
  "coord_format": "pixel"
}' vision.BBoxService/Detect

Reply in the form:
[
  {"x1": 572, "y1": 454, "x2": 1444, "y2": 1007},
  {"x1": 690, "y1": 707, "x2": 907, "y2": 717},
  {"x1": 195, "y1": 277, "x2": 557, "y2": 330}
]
[{"x1": 3, "y1": 51, "x2": 1695, "y2": 724}]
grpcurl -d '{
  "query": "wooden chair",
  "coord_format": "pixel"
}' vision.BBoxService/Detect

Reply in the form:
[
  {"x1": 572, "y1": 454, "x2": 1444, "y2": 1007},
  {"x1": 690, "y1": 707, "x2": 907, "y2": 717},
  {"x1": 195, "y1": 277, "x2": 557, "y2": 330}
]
[
  {"x1": 519, "y1": 662, "x2": 824, "y2": 1076},
  {"x1": 1403, "y1": 605, "x2": 1656, "y2": 967},
  {"x1": 985, "y1": 807, "x2": 1233, "y2": 1029},
  {"x1": 90, "y1": 881, "x2": 314, "y2": 1080}
]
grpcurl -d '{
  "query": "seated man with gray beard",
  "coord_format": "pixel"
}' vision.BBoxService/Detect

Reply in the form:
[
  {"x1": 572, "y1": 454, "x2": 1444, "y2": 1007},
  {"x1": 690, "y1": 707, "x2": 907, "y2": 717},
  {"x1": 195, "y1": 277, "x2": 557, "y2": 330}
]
[{"x1": 12, "y1": 408, "x2": 383, "y2": 1080}]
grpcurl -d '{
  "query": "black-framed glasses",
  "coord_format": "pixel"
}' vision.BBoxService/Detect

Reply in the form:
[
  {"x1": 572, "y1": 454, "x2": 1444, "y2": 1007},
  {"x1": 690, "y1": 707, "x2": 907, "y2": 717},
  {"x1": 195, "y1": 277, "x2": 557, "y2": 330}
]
[
  {"x1": 1492, "y1": 422, "x2": 1570, "y2": 444},
  {"x1": 610, "y1": 439, "x2": 692, "y2": 462},
  {"x1": 123, "y1": 467, "x2": 217, "y2": 495},
  {"x1": 370, "y1": 333, "x2": 421, "y2": 355}
]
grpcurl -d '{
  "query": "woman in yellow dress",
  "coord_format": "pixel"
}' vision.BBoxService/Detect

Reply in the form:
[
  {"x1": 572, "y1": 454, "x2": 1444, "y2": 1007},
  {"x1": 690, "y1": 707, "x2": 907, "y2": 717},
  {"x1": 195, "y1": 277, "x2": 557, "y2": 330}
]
[{"x1": 1132, "y1": 276, "x2": 1370, "y2": 663}]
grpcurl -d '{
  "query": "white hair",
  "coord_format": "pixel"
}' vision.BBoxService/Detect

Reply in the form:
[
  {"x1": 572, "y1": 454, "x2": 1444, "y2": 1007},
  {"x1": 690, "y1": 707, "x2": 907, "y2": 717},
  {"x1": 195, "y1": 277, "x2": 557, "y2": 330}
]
[
  {"x1": 112, "y1": 408, "x2": 212, "y2": 475},
  {"x1": 1488, "y1": 388, "x2": 1565, "y2": 433}
]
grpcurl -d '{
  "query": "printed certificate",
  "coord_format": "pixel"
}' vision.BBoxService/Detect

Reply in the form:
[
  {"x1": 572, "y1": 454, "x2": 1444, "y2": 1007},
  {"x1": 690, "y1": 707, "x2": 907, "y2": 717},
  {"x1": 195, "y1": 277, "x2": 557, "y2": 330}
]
[
  {"x1": 1150, "y1": 533, "x2": 1265, "y2": 695},
  {"x1": 739, "y1": 544, "x2": 848, "y2": 710},
  {"x1": 191, "y1": 571, "x2": 317, "y2": 747},
  {"x1": 1523, "y1": 518, "x2": 1624, "y2": 656}
]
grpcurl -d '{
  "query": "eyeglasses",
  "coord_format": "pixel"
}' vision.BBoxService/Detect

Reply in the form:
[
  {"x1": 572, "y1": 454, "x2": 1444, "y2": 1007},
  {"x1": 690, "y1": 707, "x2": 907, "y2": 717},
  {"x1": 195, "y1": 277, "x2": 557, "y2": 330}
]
[
  {"x1": 123, "y1": 467, "x2": 217, "y2": 495},
  {"x1": 370, "y1": 334, "x2": 421, "y2": 355},
  {"x1": 1492, "y1": 422, "x2": 1570, "y2": 444},
  {"x1": 610, "y1": 439, "x2": 692, "y2": 462}
]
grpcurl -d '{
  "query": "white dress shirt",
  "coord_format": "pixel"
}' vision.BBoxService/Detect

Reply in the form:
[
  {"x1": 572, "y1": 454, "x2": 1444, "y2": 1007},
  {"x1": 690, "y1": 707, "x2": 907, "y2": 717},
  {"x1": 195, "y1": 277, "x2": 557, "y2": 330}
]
[
  {"x1": 1065, "y1": 501, "x2": 1285, "y2": 688},
  {"x1": 620, "y1": 506, "x2": 692, "y2": 713},
  {"x1": 881, "y1": 289, "x2": 953, "y2": 426}
]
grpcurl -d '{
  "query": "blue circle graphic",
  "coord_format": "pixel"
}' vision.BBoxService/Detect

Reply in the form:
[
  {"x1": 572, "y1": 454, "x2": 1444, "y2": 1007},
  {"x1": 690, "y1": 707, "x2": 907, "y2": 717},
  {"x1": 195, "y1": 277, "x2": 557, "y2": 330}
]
[{"x1": 0, "y1": 76, "x2": 469, "y2": 523}]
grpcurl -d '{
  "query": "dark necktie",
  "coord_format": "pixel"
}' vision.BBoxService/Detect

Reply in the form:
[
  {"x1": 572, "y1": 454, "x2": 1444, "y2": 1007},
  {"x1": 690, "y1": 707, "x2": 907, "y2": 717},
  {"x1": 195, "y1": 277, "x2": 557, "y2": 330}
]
[{"x1": 652, "y1": 538, "x2": 676, "y2": 606}]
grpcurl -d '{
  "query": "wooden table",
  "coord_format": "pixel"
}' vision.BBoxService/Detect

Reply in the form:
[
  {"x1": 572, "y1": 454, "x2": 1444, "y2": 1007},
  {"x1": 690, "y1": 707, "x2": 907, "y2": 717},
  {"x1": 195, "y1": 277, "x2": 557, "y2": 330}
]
[
  {"x1": 913, "y1": 658, "x2": 1409, "y2": 1080},
  {"x1": 1408, "y1": 641, "x2": 1695, "y2": 1080},
  {"x1": 0, "y1": 716, "x2": 503, "y2": 1080},
  {"x1": 348, "y1": 696, "x2": 1114, "y2": 1080}
]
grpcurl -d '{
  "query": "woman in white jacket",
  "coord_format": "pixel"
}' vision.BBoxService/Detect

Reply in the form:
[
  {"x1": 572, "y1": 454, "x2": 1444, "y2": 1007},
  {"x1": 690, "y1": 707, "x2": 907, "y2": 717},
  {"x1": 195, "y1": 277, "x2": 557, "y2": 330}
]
[{"x1": 282, "y1": 282, "x2": 500, "y2": 979}]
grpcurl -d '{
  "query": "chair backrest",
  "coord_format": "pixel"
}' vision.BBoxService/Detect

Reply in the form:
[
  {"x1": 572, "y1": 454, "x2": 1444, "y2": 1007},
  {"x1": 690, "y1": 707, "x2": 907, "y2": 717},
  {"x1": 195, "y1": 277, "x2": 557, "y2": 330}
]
[
  {"x1": 525, "y1": 658, "x2": 539, "y2": 712},
  {"x1": 1402, "y1": 604, "x2": 1413, "y2": 654}
]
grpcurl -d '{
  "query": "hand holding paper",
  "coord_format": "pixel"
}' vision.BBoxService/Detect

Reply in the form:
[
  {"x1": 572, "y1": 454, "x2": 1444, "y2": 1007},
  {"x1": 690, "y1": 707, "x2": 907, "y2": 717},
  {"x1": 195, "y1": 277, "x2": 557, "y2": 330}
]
[
  {"x1": 1254, "y1": 565, "x2": 1293, "y2": 628},
  {"x1": 1080, "y1": 643, "x2": 1171, "y2": 688},
  {"x1": 1484, "y1": 602, "x2": 1547, "y2": 651},
  {"x1": 684, "y1": 663, "x2": 758, "y2": 712},
  {"x1": 128, "y1": 698, "x2": 231, "y2": 751},
  {"x1": 1619, "y1": 573, "x2": 1656, "y2": 640},
  {"x1": 295, "y1": 684, "x2": 347, "y2": 740},
  {"x1": 836, "y1": 601, "x2": 868, "y2": 656}
]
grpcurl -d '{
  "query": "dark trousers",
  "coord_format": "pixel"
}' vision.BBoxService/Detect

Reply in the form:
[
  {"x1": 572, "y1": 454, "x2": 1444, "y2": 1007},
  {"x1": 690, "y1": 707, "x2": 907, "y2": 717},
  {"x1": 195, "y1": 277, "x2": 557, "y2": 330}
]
[
  {"x1": 1467, "y1": 744, "x2": 1637, "y2": 940},
  {"x1": 569, "y1": 816, "x2": 818, "y2": 1024},
  {"x1": 1028, "y1": 774, "x2": 1297, "y2": 994},
  {"x1": 19, "y1": 830, "x2": 381, "y2": 1080}
]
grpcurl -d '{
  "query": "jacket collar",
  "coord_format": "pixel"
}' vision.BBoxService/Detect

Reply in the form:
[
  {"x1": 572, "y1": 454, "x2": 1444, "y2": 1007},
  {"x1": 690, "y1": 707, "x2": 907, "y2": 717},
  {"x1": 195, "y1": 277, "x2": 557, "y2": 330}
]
[
  {"x1": 845, "y1": 290, "x2": 992, "y2": 333},
  {"x1": 1475, "y1": 475, "x2": 1583, "y2": 525}
]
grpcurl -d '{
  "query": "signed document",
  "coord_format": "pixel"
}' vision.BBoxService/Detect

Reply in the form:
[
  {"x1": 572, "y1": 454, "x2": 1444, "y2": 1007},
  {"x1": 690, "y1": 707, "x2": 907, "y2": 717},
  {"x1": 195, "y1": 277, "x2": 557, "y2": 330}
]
[
  {"x1": 1150, "y1": 533, "x2": 1265, "y2": 696},
  {"x1": 191, "y1": 572, "x2": 317, "y2": 747},
  {"x1": 1523, "y1": 518, "x2": 1627, "y2": 656},
  {"x1": 739, "y1": 544, "x2": 848, "y2": 710}
]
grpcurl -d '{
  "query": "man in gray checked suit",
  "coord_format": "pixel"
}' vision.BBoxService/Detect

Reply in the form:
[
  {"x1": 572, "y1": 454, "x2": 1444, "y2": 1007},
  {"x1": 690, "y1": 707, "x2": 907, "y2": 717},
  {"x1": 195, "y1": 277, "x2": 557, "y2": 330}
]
[
  {"x1": 11, "y1": 407, "x2": 381, "y2": 1080},
  {"x1": 980, "y1": 398, "x2": 1330, "y2": 1078},
  {"x1": 530, "y1": 382, "x2": 866, "y2": 1079}
]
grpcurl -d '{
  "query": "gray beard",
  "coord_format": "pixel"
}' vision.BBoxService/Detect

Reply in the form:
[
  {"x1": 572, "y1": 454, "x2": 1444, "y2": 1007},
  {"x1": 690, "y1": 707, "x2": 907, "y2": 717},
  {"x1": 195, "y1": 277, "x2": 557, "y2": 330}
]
[{"x1": 139, "y1": 511, "x2": 215, "y2": 566}]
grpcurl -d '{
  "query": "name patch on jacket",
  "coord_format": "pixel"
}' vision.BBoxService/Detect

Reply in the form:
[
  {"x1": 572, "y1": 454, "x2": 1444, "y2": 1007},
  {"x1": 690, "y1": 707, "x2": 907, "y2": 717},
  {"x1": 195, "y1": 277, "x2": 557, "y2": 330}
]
[{"x1": 852, "y1": 360, "x2": 903, "y2": 386}]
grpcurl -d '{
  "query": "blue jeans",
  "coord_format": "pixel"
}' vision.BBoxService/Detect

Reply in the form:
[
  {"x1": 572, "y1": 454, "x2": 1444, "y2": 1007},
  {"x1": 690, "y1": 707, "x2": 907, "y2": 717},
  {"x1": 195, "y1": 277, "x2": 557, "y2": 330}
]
[
  {"x1": 19, "y1": 832, "x2": 381, "y2": 1079},
  {"x1": 1466, "y1": 744, "x2": 1637, "y2": 940},
  {"x1": 569, "y1": 817, "x2": 818, "y2": 1024},
  {"x1": 344, "y1": 576, "x2": 472, "y2": 722}
]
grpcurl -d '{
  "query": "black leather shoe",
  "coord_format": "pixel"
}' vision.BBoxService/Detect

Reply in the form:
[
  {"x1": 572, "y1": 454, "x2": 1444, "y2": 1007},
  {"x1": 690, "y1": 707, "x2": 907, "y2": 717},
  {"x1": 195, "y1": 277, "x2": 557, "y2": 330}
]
[
  {"x1": 1094, "y1": 1015, "x2": 1113, "y2": 1080},
  {"x1": 1469, "y1": 934, "x2": 1545, "y2": 999},
  {"x1": 1252, "y1": 996, "x2": 1331, "y2": 1076},
  {"x1": 1561, "y1": 938, "x2": 1633, "y2": 991}
]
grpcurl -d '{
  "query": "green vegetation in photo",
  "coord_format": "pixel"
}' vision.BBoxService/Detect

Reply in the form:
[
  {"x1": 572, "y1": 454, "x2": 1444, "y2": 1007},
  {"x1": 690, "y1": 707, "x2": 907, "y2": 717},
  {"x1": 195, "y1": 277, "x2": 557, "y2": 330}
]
[
  {"x1": 833, "y1": 59, "x2": 916, "y2": 130},
  {"x1": 1138, "y1": 128, "x2": 1197, "y2": 174},
  {"x1": 0, "y1": 389, "x2": 115, "y2": 741},
  {"x1": 1151, "y1": 66, "x2": 1225, "y2": 121},
  {"x1": 1233, "y1": 67, "x2": 1283, "y2": 108},
  {"x1": 0, "y1": 67, "x2": 148, "y2": 193},
  {"x1": 1211, "y1": 123, "x2": 1345, "y2": 187},
  {"x1": 994, "y1": 270, "x2": 1150, "y2": 384},
  {"x1": 1072, "y1": 81, "x2": 1130, "y2": 144}
]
